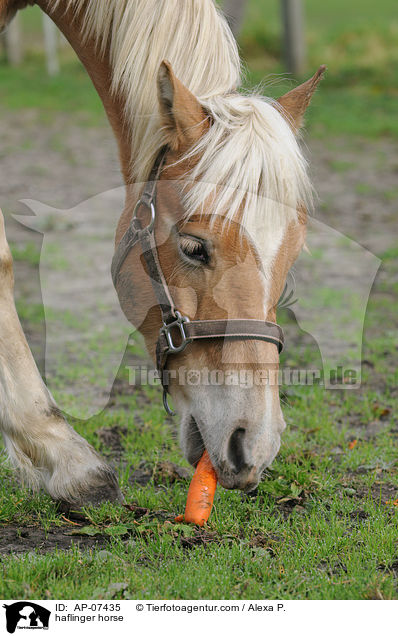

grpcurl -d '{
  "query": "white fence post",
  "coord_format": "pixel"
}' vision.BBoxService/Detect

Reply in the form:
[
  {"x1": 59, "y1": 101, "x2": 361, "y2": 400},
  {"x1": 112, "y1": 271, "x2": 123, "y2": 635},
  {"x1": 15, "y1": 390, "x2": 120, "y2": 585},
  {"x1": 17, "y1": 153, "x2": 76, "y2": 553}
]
[
  {"x1": 3, "y1": 13, "x2": 23, "y2": 66},
  {"x1": 281, "y1": 0, "x2": 307, "y2": 75},
  {"x1": 223, "y1": 0, "x2": 247, "y2": 37},
  {"x1": 43, "y1": 14, "x2": 59, "y2": 76}
]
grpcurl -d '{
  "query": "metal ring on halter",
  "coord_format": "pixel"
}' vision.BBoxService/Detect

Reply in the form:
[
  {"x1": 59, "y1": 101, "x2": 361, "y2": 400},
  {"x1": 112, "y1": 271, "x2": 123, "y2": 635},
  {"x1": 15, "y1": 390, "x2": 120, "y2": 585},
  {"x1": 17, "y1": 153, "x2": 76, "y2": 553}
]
[
  {"x1": 160, "y1": 311, "x2": 191, "y2": 417},
  {"x1": 160, "y1": 311, "x2": 191, "y2": 354},
  {"x1": 132, "y1": 199, "x2": 156, "y2": 232}
]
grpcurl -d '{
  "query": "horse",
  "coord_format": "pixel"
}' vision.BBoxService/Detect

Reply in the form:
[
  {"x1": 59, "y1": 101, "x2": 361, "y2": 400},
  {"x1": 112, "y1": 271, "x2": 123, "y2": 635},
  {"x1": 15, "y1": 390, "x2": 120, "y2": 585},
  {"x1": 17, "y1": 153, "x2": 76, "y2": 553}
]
[{"x1": 0, "y1": 0, "x2": 324, "y2": 507}]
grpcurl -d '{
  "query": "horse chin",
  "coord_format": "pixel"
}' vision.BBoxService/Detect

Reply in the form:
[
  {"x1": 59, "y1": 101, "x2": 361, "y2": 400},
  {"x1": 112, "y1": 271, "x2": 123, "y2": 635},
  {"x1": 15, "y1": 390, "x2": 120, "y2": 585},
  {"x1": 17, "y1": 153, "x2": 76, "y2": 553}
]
[{"x1": 217, "y1": 469, "x2": 261, "y2": 493}]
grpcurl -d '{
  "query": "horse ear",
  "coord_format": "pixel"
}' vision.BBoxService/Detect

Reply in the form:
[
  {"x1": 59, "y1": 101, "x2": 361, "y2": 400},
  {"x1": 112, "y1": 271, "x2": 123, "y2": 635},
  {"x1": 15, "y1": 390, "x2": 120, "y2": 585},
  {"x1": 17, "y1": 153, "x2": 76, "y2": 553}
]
[
  {"x1": 277, "y1": 65, "x2": 326, "y2": 134},
  {"x1": 157, "y1": 60, "x2": 209, "y2": 151}
]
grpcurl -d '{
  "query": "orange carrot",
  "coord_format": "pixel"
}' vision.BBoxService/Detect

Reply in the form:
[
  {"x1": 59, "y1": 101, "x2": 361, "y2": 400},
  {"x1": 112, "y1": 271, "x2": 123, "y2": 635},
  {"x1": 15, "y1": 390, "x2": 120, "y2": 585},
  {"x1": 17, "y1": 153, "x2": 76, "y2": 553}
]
[{"x1": 175, "y1": 450, "x2": 218, "y2": 526}]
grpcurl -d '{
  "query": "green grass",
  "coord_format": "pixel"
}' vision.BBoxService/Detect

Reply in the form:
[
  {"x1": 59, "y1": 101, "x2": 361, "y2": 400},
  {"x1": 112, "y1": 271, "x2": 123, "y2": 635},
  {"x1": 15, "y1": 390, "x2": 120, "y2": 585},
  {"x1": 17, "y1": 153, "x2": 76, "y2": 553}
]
[
  {"x1": 9, "y1": 240, "x2": 41, "y2": 265},
  {"x1": 0, "y1": 254, "x2": 397, "y2": 600},
  {"x1": 0, "y1": 57, "x2": 105, "y2": 126},
  {"x1": 14, "y1": 299, "x2": 44, "y2": 324},
  {"x1": 0, "y1": 373, "x2": 397, "y2": 599},
  {"x1": 2, "y1": 231, "x2": 397, "y2": 600},
  {"x1": 238, "y1": 1, "x2": 398, "y2": 137}
]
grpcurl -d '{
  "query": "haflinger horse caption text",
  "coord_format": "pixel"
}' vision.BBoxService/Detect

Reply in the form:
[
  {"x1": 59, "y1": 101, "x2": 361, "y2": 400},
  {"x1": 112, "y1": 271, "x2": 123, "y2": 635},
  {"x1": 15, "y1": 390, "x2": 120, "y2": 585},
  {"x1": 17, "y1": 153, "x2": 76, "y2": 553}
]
[{"x1": 1, "y1": 599, "x2": 395, "y2": 635}]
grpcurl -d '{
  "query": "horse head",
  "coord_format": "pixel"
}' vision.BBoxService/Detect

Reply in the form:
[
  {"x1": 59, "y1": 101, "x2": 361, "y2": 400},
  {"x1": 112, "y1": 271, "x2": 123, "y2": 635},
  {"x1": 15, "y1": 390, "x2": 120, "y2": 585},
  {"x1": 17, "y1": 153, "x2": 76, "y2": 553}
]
[{"x1": 115, "y1": 61, "x2": 325, "y2": 492}]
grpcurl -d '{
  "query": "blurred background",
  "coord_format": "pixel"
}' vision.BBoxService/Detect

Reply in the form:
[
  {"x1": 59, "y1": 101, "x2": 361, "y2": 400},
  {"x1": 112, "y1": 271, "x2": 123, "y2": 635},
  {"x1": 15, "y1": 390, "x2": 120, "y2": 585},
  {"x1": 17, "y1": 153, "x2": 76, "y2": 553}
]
[{"x1": 1, "y1": 0, "x2": 397, "y2": 136}]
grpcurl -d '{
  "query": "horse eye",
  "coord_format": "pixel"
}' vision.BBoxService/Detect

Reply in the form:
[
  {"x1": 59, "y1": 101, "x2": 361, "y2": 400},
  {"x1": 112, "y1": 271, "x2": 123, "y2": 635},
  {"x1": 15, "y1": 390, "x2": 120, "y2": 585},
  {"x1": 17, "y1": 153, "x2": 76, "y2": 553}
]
[{"x1": 179, "y1": 234, "x2": 209, "y2": 265}]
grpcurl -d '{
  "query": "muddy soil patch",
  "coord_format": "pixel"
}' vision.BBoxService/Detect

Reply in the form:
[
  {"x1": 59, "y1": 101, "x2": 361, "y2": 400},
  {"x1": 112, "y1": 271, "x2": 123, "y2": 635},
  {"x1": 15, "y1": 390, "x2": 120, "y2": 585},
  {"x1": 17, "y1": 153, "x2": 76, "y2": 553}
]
[
  {"x1": 0, "y1": 524, "x2": 110, "y2": 555},
  {"x1": 128, "y1": 460, "x2": 191, "y2": 487}
]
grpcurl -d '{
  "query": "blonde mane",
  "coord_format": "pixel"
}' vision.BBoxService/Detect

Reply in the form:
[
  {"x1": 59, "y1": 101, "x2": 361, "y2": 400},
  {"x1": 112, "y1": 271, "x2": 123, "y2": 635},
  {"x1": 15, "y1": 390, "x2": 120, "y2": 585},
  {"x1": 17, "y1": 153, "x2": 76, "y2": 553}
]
[{"x1": 52, "y1": 0, "x2": 312, "y2": 239}]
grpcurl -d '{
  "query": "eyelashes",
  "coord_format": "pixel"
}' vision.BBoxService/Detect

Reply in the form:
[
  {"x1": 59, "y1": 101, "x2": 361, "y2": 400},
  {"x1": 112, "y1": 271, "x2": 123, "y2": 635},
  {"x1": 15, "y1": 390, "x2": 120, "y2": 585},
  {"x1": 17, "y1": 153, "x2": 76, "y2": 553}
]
[{"x1": 178, "y1": 234, "x2": 210, "y2": 265}]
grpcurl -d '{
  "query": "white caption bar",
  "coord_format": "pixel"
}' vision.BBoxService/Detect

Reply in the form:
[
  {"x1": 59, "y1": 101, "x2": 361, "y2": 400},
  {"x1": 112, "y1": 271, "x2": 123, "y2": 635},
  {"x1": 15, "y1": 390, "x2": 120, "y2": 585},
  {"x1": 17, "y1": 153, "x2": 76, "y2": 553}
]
[{"x1": 1, "y1": 599, "x2": 396, "y2": 636}]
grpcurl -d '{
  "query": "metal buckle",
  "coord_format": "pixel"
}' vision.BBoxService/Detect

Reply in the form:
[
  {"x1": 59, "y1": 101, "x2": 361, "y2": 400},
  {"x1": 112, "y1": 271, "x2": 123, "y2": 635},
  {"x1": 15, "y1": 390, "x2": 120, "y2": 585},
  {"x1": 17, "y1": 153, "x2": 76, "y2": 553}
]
[
  {"x1": 132, "y1": 199, "x2": 156, "y2": 232},
  {"x1": 160, "y1": 311, "x2": 191, "y2": 354}
]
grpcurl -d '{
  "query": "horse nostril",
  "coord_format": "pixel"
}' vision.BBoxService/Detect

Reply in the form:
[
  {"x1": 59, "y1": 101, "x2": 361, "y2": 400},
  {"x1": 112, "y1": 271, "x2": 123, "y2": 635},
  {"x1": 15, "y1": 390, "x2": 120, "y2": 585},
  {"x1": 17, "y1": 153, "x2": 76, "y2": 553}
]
[{"x1": 227, "y1": 427, "x2": 248, "y2": 474}]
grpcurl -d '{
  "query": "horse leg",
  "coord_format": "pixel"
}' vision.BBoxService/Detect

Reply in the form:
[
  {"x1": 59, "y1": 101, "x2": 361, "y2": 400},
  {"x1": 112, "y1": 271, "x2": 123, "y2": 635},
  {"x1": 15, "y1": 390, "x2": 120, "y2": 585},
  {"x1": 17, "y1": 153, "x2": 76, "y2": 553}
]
[{"x1": 0, "y1": 209, "x2": 123, "y2": 507}]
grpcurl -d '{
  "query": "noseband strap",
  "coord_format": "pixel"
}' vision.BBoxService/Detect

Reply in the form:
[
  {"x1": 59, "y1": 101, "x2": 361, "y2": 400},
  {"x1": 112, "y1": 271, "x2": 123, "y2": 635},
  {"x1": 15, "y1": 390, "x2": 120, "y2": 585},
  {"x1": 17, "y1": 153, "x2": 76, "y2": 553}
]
[{"x1": 112, "y1": 148, "x2": 285, "y2": 415}]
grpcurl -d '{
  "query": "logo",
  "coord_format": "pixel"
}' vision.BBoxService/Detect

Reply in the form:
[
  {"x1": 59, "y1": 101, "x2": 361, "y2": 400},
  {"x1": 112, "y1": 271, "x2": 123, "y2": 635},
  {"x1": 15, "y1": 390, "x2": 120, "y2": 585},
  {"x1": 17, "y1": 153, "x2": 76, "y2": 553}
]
[
  {"x1": 13, "y1": 191, "x2": 380, "y2": 417},
  {"x1": 3, "y1": 603, "x2": 51, "y2": 633}
]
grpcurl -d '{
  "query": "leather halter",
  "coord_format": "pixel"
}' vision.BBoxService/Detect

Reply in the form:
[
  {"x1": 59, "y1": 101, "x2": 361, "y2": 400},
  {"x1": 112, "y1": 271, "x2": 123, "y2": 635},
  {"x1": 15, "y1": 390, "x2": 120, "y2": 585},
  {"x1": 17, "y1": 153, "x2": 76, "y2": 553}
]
[{"x1": 112, "y1": 148, "x2": 285, "y2": 415}]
